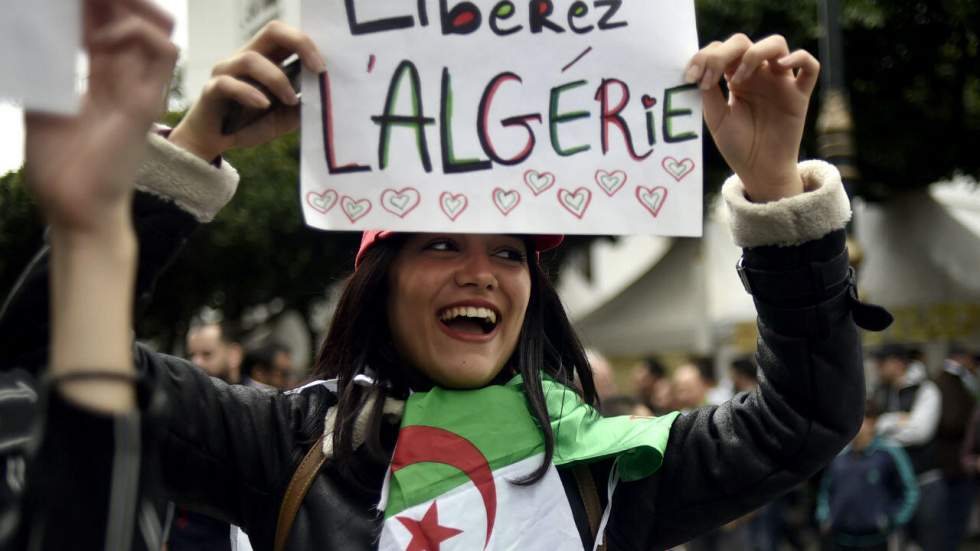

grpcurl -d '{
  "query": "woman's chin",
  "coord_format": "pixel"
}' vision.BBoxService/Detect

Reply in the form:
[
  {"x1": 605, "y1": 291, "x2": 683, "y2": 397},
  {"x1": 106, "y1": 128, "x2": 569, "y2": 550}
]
[{"x1": 424, "y1": 360, "x2": 505, "y2": 390}]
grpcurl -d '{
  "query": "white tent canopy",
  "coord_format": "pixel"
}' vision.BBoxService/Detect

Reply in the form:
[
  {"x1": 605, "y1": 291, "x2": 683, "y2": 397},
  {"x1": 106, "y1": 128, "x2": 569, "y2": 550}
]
[
  {"x1": 557, "y1": 202, "x2": 755, "y2": 357},
  {"x1": 855, "y1": 179, "x2": 980, "y2": 308}
]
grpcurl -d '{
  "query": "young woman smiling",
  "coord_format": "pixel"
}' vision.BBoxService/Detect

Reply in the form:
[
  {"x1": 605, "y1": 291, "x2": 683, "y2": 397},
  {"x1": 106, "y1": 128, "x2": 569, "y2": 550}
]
[{"x1": 2, "y1": 11, "x2": 892, "y2": 551}]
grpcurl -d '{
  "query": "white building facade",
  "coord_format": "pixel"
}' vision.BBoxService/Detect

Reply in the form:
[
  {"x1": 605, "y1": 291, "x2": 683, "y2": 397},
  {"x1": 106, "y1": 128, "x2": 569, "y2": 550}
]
[{"x1": 184, "y1": 0, "x2": 300, "y2": 102}]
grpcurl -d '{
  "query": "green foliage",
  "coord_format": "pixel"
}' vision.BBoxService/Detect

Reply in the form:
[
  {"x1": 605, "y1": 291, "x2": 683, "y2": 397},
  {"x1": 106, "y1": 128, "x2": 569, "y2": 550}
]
[
  {"x1": 0, "y1": 170, "x2": 44, "y2": 298},
  {"x1": 695, "y1": 0, "x2": 980, "y2": 199},
  {"x1": 843, "y1": 0, "x2": 979, "y2": 198}
]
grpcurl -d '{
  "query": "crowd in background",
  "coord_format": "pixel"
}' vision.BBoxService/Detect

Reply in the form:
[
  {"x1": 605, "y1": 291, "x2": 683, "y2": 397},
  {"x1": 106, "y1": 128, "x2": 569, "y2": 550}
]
[
  {"x1": 165, "y1": 310, "x2": 978, "y2": 551},
  {"x1": 596, "y1": 343, "x2": 980, "y2": 551}
]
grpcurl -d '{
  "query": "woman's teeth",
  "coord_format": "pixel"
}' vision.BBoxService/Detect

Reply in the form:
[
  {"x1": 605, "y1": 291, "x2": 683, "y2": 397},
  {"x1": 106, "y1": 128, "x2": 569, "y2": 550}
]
[{"x1": 439, "y1": 306, "x2": 497, "y2": 325}]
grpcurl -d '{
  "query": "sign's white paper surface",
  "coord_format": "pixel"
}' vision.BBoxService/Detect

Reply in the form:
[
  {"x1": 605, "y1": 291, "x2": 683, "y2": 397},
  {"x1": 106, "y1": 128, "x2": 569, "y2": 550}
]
[{"x1": 301, "y1": 1, "x2": 702, "y2": 236}]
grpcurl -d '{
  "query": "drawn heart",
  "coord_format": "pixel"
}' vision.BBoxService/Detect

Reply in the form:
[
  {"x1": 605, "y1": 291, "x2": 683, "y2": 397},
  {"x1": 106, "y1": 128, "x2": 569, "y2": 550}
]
[
  {"x1": 341, "y1": 196, "x2": 372, "y2": 223},
  {"x1": 557, "y1": 187, "x2": 592, "y2": 219},
  {"x1": 636, "y1": 186, "x2": 669, "y2": 217},
  {"x1": 492, "y1": 188, "x2": 521, "y2": 216},
  {"x1": 439, "y1": 192, "x2": 468, "y2": 221},
  {"x1": 523, "y1": 170, "x2": 556, "y2": 196},
  {"x1": 595, "y1": 170, "x2": 628, "y2": 197},
  {"x1": 306, "y1": 189, "x2": 338, "y2": 214},
  {"x1": 641, "y1": 95, "x2": 657, "y2": 109},
  {"x1": 661, "y1": 156, "x2": 695, "y2": 182},
  {"x1": 380, "y1": 187, "x2": 421, "y2": 218}
]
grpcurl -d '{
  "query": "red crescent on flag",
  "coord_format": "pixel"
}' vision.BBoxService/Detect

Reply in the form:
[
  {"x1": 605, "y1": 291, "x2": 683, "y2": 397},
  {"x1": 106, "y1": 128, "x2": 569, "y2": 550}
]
[{"x1": 391, "y1": 425, "x2": 497, "y2": 549}]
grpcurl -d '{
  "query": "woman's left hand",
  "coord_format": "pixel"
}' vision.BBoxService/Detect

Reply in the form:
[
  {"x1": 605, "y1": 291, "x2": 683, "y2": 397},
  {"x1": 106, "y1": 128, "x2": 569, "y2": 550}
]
[{"x1": 686, "y1": 34, "x2": 820, "y2": 202}]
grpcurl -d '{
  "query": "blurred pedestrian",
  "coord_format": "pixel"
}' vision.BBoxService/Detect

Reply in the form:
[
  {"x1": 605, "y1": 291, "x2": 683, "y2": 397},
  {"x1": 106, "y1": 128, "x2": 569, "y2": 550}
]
[
  {"x1": 730, "y1": 356, "x2": 759, "y2": 394},
  {"x1": 241, "y1": 342, "x2": 294, "y2": 391},
  {"x1": 870, "y1": 345, "x2": 944, "y2": 551},
  {"x1": 672, "y1": 361, "x2": 709, "y2": 412},
  {"x1": 632, "y1": 357, "x2": 668, "y2": 414},
  {"x1": 186, "y1": 321, "x2": 243, "y2": 384},
  {"x1": 935, "y1": 343, "x2": 978, "y2": 551},
  {"x1": 816, "y1": 401, "x2": 918, "y2": 551},
  {"x1": 600, "y1": 395, "x2": 655, "y2": 418},
  {"x1": 586, "y1": 348, "x2": 618, "y2": 400}
]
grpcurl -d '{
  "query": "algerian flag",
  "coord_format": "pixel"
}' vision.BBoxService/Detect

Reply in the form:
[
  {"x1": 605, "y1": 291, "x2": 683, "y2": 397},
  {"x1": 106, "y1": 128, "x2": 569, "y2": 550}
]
[{"x1": 378, "y1": 376, "x2": 678, "y2": 551}]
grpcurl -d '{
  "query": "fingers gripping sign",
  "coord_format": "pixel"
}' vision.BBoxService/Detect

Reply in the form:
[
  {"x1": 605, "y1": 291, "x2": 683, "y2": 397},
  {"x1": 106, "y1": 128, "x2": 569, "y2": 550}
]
[
  {"x1": 169, "y1": 21, "x2": 327, "y2": 161},
  {"x1": 686, "y1": 33, "x2": 820, "y2": 202}
]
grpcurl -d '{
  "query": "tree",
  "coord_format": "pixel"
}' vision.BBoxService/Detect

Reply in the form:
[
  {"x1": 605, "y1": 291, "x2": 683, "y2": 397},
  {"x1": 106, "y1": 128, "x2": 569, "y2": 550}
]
[
  {"x1": 138, "y1": 118, "x2": 361, "y2": 350},
  {"x1": 695, "y1": 0, "x2": 980, "y2": 199}
]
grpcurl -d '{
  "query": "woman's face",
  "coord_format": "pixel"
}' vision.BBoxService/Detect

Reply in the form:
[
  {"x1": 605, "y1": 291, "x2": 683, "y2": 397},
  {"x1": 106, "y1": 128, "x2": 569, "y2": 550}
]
[{"x1": 387, "y1": 233, "x2": 532, "y2": 389}]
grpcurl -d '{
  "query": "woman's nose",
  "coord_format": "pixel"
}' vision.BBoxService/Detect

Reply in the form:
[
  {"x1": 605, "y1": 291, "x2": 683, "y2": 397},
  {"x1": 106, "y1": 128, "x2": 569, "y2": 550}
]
[{"x1": 453, "y1": 252, "x2": 497, "y2": 290}]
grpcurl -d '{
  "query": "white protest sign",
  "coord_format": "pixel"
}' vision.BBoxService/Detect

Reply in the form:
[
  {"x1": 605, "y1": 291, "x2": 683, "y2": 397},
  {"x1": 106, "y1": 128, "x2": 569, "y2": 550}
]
[
  {"x1": 0, "y1": 0, "x2": 80, "y2": 115},
  {"x1": 301, "y1": 0, "x2": 702, "y2": 236}
]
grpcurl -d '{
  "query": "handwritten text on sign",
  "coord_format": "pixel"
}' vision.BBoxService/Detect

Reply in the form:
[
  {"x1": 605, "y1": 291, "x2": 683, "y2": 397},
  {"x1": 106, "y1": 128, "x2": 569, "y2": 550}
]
[{"x1": 300, "y1": 0, "x2": 702, "y2": 236}]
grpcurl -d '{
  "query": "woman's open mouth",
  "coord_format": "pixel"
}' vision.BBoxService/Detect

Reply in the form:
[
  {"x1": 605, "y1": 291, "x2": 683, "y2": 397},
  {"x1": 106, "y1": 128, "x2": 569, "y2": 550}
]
[{"x1": 437, "y1": 305, "x2": 500, "y2": 337}]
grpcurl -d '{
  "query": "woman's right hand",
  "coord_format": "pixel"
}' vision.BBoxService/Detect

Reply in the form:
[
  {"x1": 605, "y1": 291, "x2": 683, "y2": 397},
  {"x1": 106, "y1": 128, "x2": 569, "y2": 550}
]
[{"x1": 168, "y1": 21, "x2": 325, "y2": 161}]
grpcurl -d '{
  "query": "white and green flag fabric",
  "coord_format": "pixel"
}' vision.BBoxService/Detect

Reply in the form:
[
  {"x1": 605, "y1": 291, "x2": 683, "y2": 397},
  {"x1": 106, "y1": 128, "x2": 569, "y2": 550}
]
[{"x1": 378, "y1": 376, "x2": 678, "y2": 551}]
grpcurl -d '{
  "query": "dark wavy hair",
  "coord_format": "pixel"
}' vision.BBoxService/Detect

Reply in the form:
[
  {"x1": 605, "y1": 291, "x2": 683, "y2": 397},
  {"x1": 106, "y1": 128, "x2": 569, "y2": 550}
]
[{"x1": 309, "y1": 234, "x2": 597, "y2": 485}]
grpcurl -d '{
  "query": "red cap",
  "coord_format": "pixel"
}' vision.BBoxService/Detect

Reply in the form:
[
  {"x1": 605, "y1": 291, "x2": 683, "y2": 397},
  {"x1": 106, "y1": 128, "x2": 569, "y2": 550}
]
[{"x1": 355, "y1": 231, "x2": 563, "y2": 269}]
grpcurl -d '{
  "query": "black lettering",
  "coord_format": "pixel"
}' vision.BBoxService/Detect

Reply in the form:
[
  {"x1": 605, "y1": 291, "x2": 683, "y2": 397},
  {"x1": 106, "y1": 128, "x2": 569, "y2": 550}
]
[
  {"x1": 594, "y1": 0, "x2": 628, "y2": 31},
  {"x1": 440, "y1": 0, "x2": 482, "y2": 35},
  {"x1": 345, "y1": 0, "x2": 415, "y2": 35},
  {"x1": 567, "y1": 1, "x2": 594, "y2": 34},
  {"x1": 490, "y1": 1, "x2": 522, "y2": 36},
  {"x1": 529, "y1": 0, "x2": 565, "y2": 34}
]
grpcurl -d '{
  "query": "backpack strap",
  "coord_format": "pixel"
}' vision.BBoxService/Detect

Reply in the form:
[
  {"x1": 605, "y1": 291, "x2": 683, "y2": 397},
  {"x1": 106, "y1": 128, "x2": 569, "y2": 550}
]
[
  {"x1": 274, "y1": 433, "x2": 327, "y2": 551},
  {"x1": 572, "y1": 463, "x2": 607, "y2": 551}
]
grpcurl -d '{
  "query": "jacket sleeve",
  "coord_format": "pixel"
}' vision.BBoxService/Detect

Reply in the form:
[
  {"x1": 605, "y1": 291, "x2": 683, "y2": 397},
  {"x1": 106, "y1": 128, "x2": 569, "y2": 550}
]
[
  {"x1": 606, "y1": 161, "x2": 891, "y2": 551},
  {"x1": 883, "y1": 444, "x2": 919, "y2": 526}
]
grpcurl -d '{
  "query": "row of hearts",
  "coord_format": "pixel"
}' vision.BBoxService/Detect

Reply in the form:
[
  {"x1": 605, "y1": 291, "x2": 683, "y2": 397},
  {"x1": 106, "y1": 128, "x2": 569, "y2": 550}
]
[{"x1": 305, "y1": 185, "x2": 669, "y2": 223}]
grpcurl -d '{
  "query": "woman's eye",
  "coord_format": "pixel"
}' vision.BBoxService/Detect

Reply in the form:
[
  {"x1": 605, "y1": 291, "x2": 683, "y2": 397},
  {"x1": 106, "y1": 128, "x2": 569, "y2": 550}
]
[
  {"x1": 426, "y1": 239, "x2": 457, "y2": 252},
  {"x1": 494, "y1": 248, "x2": 526, "y2": 262}
]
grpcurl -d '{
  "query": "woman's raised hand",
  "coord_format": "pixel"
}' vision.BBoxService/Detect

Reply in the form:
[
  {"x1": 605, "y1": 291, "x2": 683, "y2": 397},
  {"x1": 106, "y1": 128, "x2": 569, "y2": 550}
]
[
  {"x1": 25, "y1": 0, "x2": 178, "y2": 236},
  {"x1": 169, "y1": 21, "x2": 325, "y2": 161},
  {"x1": 686, "y1": 34, "x2": 820, "y2": 202}
]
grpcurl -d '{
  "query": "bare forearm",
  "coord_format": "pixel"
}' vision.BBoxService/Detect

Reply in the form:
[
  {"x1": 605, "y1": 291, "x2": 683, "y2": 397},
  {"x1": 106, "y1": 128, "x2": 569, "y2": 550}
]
[{"x1": 48, "y1": 209, "x2": 137, "y2": 414}]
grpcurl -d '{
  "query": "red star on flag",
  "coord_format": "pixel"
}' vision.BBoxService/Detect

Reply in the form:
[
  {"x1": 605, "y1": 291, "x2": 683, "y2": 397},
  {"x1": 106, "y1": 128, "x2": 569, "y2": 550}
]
[{"x1": 396, "y1": 501, "x2": 464, "y2": 551}]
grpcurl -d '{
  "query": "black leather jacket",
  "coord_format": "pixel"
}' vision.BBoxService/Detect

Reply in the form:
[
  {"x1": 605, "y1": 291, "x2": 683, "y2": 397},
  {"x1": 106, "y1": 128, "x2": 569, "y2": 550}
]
[{"x1": 1, "y1": 190, "x2": 887, "y2": 551}]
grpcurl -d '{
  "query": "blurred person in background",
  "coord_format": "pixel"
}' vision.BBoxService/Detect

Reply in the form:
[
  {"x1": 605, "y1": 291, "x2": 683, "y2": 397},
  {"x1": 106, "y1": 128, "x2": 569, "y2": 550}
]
[
  {"x1": 672, "y1": 361, "x2": 709, "y2": 413},
  {"x1": 186, "y1": 321, "x2": 243, "y2": 384},
  {"x1": 934, "y1": 343, "x2": 977, "y2": 551},
  {"x1": 240, "y1": 342, "x2": 294, "y2": 391},
  {"x1": 730, "y1": 356, "x2": 759, "y2": 394},
  {"x1": 870, "y1": 345, "x2": 944, "y2": 551},
  {"x1": 816, "y1": 401, "x2": 918, "y2": 551},
  {"x1": 586, "y1": 348, "x2": 618, "y2": 400},
  {"x1": 600, "y1": 395, "x2": 655, "y2": 418},
  {"x1": 632, "y1": 357, "x2": 668, "y2": 414},
  {"x1": 167, "y1": 320, "x2": 246, "y2": 551}
]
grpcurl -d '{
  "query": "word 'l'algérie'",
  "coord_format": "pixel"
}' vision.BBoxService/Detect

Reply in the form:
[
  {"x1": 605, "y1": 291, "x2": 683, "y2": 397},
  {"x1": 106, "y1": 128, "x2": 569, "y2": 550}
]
[{"x1": 320, "y1": 61, "x2": 699, "y2": 176}]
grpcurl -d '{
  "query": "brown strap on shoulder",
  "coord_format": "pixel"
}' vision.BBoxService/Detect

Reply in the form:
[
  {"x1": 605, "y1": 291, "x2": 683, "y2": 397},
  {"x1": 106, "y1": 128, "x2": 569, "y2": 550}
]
[
  {"x1": 274, "y1": 433, "x2": 327, "y2": 551},
  {"x1": 572, "y1": 463, "x2": 607, "y2": 551}
]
